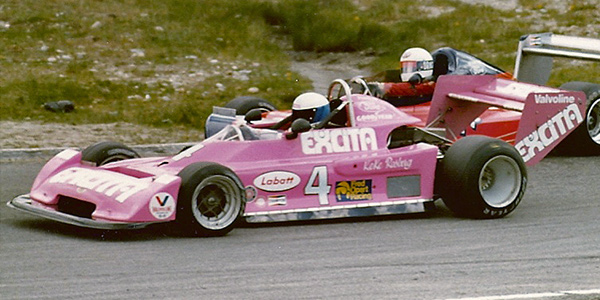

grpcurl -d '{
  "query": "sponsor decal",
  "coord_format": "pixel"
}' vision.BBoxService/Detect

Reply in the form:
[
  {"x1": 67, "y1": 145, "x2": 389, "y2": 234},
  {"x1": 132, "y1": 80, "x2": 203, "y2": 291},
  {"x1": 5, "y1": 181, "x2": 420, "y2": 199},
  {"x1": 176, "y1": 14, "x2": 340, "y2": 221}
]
[
  {"x1": 253, "y1": 171, "x2": 300, "y2": 192},
  {"x1": 515, "y1": 103, "x2": 584, "y2": 162},
  {"x1": 268, "y1": 195, "x2": 287, "y2": 206},
  {"x1": 356, "y1": 101, "x2": 385, "y2": 113},
  {"x1": 149, "y1": 192, "x2": 175, "y2": 219},
  {"x1": 356, "y1": 114, "x2": 394, "y2": 122},
  {"x1": 364, "y1": 157, "x2": 413, "y2": 171},
  {"x1": 335, "y1": 180, "x2": 373, "y2": 202},
  {"x1": 349, "y1": 99, "x2": 396, "y2": 122},
  {"x1": 49, "y1": 167, "x2": 149, "y2": 203},
  {"x1": 534, "y1": 94, "x2": 575, "y2": 104},
  {"x1": 301, "y1": 128, "x2": 378, "y2": 155}
]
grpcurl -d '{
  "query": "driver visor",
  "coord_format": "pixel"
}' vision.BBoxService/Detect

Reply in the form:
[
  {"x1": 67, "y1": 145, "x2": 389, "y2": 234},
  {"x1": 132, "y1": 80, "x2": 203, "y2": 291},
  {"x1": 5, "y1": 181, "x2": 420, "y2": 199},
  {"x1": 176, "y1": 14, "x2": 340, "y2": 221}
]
[
  {"x1": 402, "y1": 60, "x2": 432, "y2": 73},
  {"x1": 401, "y1": 61, "x2": 417, "y2": 74}
]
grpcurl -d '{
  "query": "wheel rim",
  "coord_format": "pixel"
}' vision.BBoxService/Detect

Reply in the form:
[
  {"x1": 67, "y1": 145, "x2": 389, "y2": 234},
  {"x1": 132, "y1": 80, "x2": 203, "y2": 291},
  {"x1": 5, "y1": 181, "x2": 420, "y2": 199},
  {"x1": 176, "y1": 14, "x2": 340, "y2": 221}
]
[
  {"x1": 99, "y1": 154, "x2": 131, "y2": 166},
  {"x1": 191, "y1": 175, "x2": 242, "y2": 231},
  {"x1": 256, "y1": 107, "x2": 272, "y2": 113},
  {"x1": 478, "y1": 155, "x2": 522, "y2": 208},
  {"x1": 587, "y1": 98, "x2": 600, "y2": 145}
]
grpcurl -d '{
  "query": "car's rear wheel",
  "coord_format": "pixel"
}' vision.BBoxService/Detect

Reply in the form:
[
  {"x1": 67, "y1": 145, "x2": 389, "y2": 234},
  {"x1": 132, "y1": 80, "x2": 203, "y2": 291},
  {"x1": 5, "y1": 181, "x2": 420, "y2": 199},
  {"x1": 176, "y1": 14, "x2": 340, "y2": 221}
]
[
  {"x1": 175, "y1": 162, "x2": 245, "y2": 237},
  {"x1": 225, "y1": 96, "x2": 277, "y2": 115},
  {"x1": 436, "y1": 135, "x2": 527, "y2": 219},
  {"x1": 81, "y1": 141, "x2": 140, "y2": 166},
  {"x1": 554, "y1": 81, "x2": 600, "y2": 156}
]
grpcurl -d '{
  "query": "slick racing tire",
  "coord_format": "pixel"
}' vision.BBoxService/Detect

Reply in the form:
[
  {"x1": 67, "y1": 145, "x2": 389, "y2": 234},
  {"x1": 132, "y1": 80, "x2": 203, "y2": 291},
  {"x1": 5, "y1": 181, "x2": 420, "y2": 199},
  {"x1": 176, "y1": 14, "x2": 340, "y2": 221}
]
[
  {"x1": 225, "y1": 96, "x2": 277, "y2": 115},
  {"x1": 175, "y1": 162, "x2": 245, "y2": 237},
  {"x1": 554, "y1": 81, "x2": 600, "y2": 156},
  {"x1": 81, "y1": 141, "x2": 140, "y2": 166},
  {"x1": 436, "y1": 136, "x2": 527, "y2": 219}
]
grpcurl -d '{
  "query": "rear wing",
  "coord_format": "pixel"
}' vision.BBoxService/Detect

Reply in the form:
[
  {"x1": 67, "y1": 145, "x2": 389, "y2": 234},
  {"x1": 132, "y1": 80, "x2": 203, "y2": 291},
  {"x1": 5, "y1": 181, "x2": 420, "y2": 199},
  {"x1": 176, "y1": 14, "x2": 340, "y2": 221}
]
[
  {"x1": 514, "y1": 33, "x2": 600, "y2": 85},
  {"x1": 427, "y1": 75, "x2": 586, "y2": 166}
]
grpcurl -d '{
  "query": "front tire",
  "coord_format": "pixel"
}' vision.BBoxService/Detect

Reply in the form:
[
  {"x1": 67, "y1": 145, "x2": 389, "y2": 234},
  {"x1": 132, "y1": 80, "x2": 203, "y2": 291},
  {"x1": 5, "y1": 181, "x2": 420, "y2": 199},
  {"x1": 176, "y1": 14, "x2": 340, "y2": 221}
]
[
  {"x1": 436, "y1": 136, "x2": 527, "y2": 219},
  {"x1": 175, "y1": 162, "x2": 245, "y2": 237},
  {"x1": 554, "y1": 81, "x2": 600, "y2": 156},
  {"x1": 225, "y1": 96, "x2": 277, "y2": 115},
  {"x1": 81, "y1": 141, "x2": 140, "y2": 166}
]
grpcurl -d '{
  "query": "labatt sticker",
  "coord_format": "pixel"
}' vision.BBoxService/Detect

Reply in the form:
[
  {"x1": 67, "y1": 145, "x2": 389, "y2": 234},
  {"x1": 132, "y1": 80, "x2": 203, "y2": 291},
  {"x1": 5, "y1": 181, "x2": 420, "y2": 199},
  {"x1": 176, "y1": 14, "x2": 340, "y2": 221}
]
[{"x1": 253, "y1": 171, "x2": 301, "y2": 192}]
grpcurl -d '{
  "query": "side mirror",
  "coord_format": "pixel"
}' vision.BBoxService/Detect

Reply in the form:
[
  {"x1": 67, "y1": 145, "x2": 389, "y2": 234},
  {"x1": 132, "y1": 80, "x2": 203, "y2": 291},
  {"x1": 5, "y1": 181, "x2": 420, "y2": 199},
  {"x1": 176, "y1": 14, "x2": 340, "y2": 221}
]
[
  {"x1": 470, "y1": 117, "x2": 483, "y2": 131},
  {"x1": 286, "y1": 118, "x2": 311, "y2": 140},
  {"x1": 244, "y1": 108, "x2": 264, "y2": 123}
]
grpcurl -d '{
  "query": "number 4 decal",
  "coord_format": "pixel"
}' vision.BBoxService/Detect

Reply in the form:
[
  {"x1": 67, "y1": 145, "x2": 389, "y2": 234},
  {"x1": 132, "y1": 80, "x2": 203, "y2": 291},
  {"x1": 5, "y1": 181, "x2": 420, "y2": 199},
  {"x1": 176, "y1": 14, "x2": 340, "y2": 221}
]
[{"x1": 305, "y1": 166, "x2": 331, "y2": 205}]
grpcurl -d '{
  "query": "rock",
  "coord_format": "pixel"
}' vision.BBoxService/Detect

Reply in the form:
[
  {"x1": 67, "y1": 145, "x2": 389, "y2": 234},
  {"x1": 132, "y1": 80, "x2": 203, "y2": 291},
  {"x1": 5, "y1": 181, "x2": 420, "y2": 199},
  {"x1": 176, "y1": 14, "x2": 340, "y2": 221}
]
[
  {"x1": 91, "y1": 21, "x2": 102, "y2": 29},
  {"x1": 43, "y1": 100, "x2": 75, "y2": 113},
  {"x1": 130, "y1": 49, "x2": 145, "y2": 57}
]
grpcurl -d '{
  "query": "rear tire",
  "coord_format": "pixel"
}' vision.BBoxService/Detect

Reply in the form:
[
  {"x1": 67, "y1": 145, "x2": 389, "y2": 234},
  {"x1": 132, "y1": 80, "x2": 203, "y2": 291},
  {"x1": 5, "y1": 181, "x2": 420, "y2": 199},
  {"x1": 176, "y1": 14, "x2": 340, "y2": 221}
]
[
  {"x1": 225, "y1": 96, "x2": 277, "y2": 115},
  {"x1": 554, "y1": 81, "x2": 600, "y2": 156},
  {"x1": 81, "y1": 141, "x2": 140, "y2": 166},
  {"x1": 175, "y1": 162, "x2": 245, "y2": 237},
  {"x1": 436, "y1": 136, "x2": 527, "y2": 219}
]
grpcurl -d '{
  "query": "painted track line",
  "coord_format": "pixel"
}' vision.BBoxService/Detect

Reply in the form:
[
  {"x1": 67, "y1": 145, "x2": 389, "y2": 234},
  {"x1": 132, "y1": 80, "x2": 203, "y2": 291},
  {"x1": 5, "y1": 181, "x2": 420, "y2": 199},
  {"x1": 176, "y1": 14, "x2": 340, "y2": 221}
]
[{"x1": 444, "y1": 289, "x2": 600, "y2": 300}]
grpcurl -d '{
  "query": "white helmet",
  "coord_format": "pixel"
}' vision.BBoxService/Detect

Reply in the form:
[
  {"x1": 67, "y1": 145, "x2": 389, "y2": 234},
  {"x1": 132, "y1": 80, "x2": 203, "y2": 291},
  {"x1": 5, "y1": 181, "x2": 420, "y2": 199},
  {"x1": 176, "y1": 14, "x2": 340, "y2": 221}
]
[
  {"x1": 292, "y1": 92, "x2": 330, "y2": 123},
  {"x1": 400, "y1": 47, "x2": 434, "y2": 82}
]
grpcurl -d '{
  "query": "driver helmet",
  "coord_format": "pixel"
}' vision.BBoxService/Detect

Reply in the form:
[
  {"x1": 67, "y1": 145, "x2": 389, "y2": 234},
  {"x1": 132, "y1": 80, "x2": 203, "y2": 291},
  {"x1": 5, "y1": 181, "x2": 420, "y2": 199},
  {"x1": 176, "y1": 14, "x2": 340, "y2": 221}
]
[
  {"x1": 292, "y1": 92, "x2": 330, "y2": 123},
  {"x1": 400, "y1": 47, "x2": 434, "y2": 82}
]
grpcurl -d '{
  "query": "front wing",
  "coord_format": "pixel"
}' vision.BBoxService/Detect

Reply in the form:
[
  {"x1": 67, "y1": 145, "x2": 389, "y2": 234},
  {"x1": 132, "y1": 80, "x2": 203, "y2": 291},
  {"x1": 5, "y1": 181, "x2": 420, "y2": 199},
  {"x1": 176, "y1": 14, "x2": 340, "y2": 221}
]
[{"x1": 8, "y1": 195, "x2": 158, "y2": 230}]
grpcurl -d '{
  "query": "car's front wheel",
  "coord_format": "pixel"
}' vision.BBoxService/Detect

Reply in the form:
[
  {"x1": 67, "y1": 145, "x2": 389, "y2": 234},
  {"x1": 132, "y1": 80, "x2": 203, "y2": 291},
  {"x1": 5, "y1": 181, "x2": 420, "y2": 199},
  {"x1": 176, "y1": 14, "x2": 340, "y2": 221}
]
[
  {"x1": 436, "y1": 135, "x2": 527, "y2": 219},
  {"x1": 81, "y1": 141, "x2": 140, "y2": 166},
  {"x1": 175, "y1": 162, "x2": 245, "y2": 237},
  {"x1": 225, "y1": 96, "x2": 277, "y2": 115}
]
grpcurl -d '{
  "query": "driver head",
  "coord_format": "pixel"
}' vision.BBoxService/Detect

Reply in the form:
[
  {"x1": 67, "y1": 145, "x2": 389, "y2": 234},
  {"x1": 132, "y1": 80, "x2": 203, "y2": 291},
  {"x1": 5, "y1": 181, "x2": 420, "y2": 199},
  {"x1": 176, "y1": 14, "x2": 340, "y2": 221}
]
[
  {"x1": 400, "y1": 47, "x2": 434, "y2": 82},
  {"x1": 292, "y1": 92, "x2": 330, "y2": 123}
]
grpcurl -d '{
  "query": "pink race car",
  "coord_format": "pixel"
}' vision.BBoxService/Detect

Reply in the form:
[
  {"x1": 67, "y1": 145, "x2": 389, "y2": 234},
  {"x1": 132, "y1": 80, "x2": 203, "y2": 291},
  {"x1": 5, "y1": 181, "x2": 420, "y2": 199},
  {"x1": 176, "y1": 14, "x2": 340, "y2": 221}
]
[{"x1": 8, "y1": 79, "x2": 585, "y2": 237}]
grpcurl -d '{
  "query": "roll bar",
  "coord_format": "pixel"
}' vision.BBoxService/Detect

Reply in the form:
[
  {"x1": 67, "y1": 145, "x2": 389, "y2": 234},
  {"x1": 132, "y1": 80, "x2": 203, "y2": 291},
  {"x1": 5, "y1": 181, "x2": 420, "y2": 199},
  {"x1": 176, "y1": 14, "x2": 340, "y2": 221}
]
[{"x1": 327, "y1": 79, "x2": 357, "y2": 127}]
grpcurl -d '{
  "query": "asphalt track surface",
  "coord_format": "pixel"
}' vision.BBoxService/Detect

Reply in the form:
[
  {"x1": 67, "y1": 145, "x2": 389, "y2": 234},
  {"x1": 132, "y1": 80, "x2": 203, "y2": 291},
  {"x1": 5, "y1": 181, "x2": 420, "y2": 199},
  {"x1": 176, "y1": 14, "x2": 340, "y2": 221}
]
[{"x1": 1, "y1": 156, "x2": 599, "y2": 300}]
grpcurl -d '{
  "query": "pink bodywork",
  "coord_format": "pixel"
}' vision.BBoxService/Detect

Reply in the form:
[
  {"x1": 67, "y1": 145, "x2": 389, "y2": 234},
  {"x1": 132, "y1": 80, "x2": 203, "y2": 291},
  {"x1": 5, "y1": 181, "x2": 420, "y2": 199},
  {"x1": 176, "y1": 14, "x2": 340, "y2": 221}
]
[{"x1": 25, "y1": 94, "x2": 438, "y2": 224}]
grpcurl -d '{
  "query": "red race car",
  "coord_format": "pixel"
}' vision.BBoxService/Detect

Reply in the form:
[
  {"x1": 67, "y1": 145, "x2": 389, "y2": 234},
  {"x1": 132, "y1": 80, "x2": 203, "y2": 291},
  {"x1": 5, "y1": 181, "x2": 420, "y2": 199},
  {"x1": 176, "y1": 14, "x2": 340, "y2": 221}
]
[{"x1": 355, "y1": 33, "x2": 600, "y2": 156}]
